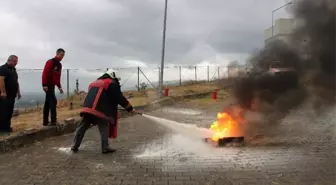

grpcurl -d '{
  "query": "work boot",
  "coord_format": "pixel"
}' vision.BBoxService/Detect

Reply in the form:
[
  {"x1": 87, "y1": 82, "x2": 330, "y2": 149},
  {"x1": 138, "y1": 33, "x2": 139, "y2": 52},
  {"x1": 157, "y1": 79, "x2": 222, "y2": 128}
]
[
  {"x1": 43, "y1": 121, "x2": 49, "y2": 126},
  {"x1": 70, "y1": 147, "x2": 79, "y2": 153},
  {"x1": 7, "y1": 127, "x2": 13, "y2": 133},
  {"x1": 101, "y1": 139, "x2": 116, "y2": 154},
  {"x1": 0, "y1": 130, "x2": 11, "y2": 135},
  {"x1": 49, "y1": 121, "x2": 58, "y2": 126},
  {"x1": 0, "y1": 127, "x2": 13, "y2": 133},
  {"x1": 102, "y1": 147, "x2": 117, "y2": 154}
]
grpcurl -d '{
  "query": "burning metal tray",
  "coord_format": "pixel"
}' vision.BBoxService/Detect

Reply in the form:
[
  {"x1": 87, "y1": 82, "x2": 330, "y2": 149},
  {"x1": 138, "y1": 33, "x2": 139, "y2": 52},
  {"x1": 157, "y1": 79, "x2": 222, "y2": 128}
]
[{"x1": 204, "y1": 136, "x2": 244, "y2": 147}]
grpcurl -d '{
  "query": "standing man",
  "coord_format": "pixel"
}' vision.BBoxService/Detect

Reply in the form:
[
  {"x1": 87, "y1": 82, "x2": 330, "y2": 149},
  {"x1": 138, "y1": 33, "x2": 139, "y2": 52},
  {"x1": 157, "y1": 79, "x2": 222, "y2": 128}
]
[
  {"x1": 0, "y1": 55, "x2": 21, "y2": 133},
  {"x1": 42, "y1": 48, "x2": 65, "y2": 126},
  {"x1": 71, "y1": 69, "x2": 140, "y2": 154}
]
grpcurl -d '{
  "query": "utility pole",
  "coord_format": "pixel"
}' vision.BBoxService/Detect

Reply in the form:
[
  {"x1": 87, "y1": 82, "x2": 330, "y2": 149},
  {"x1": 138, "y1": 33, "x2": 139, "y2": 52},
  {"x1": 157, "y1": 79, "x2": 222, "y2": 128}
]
[{"x1": 159, "y1": 0, "x2": 168, "y2": 98}]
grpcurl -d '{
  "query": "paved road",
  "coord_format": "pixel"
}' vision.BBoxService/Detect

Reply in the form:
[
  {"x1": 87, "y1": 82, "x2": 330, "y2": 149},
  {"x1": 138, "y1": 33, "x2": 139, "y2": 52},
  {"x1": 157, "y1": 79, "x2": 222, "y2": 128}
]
[{"x1": 0, "y1": 101, "x2": 335, "y2": 185}]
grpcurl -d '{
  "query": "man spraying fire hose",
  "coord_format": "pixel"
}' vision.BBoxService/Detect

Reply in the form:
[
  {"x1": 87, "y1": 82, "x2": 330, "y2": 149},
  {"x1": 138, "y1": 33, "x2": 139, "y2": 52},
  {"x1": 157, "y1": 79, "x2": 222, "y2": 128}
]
[{"x1": 71, "y1": 69, "x2": 141, "y2": 154}]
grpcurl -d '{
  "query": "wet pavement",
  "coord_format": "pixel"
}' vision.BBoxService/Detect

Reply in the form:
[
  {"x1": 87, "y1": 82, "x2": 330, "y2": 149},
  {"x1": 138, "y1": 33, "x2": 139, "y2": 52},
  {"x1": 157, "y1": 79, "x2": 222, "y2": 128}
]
[{"x1": 0, "y1": 101, "x2": 335, "y2": 185}]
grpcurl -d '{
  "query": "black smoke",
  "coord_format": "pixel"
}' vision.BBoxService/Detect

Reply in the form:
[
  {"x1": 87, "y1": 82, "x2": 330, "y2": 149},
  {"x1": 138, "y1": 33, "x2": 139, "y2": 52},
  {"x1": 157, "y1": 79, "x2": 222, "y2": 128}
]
[
  {"x1": 249, "y1": 40, "x2": 302, "y2": 73},
  {"x1": 293, "y1": 0, "x2": 336, "y2": 112},
  {"x1": 293, "y1": 0, "x2": 335, "y2": 75},
  {"x1": 230, "y1": 0, "x2": 335, "y2": 119}
]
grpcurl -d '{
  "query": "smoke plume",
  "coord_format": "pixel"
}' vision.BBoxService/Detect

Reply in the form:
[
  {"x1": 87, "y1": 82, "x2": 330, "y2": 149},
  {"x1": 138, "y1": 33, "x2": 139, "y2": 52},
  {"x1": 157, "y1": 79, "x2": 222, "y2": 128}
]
[
  {"x1": 293, "y1": 0, "x2": 336, "y2": 113},
  {"x1": 293, "y1": 0, "x2": 335, "y2": 75},
  {"x1": 231, "y1": 0, "x2": 335, "y2": 121}
]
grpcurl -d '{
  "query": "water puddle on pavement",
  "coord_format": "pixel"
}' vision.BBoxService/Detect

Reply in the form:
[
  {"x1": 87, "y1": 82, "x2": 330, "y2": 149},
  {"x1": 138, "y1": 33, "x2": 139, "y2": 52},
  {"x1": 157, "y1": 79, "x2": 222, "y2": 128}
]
[
  {"x1": 53, "y1": 141, "x2": 97, "y2": 154},
  {"x1": 56, "y1": 147, "x2": 71, "y2": 154}
]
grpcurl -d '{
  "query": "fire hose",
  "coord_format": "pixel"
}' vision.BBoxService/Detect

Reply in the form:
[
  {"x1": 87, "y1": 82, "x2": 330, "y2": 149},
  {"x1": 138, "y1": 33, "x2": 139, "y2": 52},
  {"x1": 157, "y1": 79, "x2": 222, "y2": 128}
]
[{"x1": 118, "y1": 108, "x2": 143, "y2": 115}]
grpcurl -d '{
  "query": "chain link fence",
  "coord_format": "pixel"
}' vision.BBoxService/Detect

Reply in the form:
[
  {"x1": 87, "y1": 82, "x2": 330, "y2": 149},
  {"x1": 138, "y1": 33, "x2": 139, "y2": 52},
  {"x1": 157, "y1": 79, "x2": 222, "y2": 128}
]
[{"x1": 14, "y1": 65, "x2": 248, "y2": 110}]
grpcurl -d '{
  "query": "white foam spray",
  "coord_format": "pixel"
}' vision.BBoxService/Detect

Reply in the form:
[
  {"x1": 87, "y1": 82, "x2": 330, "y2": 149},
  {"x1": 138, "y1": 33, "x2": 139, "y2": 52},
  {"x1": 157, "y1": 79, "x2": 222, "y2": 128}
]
[
  {"x1": 161, "y1": 107, "x2": 203, "y2": 115},
  {"x1": 55, "y1": 147, "x2": 72, "y2": 154},
  {"x1": 141, "y1": 114, "x2": 213, "y2": 139},
  {"x1": 135, "y1": 114, "x2": 241, "y2": 168},
  {"x1": 136, "y1": 114, "x2": 225, "y2": 158}
]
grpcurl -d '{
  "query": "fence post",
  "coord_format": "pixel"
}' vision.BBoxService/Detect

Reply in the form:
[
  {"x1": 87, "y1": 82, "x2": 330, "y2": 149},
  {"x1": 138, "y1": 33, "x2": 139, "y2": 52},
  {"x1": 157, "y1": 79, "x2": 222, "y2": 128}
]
[
  {"x1": 158, "y1": 67, "x2": 161, "y2": 93},
  {"x1": 194, "y1": 66, "x2": 197, "y2": 83},
  {"x1": 137, "y1": 66, "x2": 140, "y2": 91},
  {"x1": 217, "y1": 66, "x2": 220, "y2": 79},
  {"x1": 227, "y1": 66, "x2": 230, "y2": 80},
  {"x1": 179, "y1": 66, "x2": 182, "y2": 86},
  {"x1": 66, "y1": 69, "x2": 70, "y2": 98},
  {"x1": 207, "y1": 66, "x2": 209, "y2": 83}
]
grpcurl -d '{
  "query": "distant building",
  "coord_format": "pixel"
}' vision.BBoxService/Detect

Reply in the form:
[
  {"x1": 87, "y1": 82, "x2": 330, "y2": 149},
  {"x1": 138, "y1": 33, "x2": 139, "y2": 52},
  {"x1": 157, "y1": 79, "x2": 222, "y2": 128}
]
[
  {"x1": 264, "y1": 0, "x2": 304, "y2": 45},
  {"x1": 263, "y1": 0, "x2": 311, "y2": 61},
  {"x1": 264, "y1": 18, "x2": 295, "y2": 45}
]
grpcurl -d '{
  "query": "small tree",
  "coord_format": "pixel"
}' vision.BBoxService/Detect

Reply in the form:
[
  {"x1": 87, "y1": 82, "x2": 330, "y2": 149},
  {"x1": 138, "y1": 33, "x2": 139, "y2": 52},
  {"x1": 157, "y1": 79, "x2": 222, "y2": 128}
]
[
  {"x1": 73, "y1": 79, "x2": 80, "y2": 94},
  {"x1": 135, "y1": 82, "x2": 147, "y2": 91},
  {"x1": 140, "y1": 82, "x2": 147, "y2": 91},
  {"x1": 76, "y1": 79, "x2": 79, "y2": 92},
  {"x1": 228, "y1": 60, "x2": 239, "y2": 68},
  {"x1": 135, "y1": 82, "x2": 148, "y2": 97}
]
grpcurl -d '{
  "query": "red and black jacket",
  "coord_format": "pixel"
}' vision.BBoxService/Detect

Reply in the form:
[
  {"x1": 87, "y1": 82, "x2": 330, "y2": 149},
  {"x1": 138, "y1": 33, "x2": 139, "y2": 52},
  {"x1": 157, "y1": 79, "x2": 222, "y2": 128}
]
[
  {"x1": 80, "y1": 77, "x2": 133, "y2": 122},
  {"x1": 42, "y1": 57, "x2": 62, "y2": 88}
]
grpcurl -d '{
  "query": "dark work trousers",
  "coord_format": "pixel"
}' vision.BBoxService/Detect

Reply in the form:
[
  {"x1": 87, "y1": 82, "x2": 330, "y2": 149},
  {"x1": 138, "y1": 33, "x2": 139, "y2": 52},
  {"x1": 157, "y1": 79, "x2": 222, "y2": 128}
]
[
  {"x1": 72, "y1": 114, "x2": 112, "y2": 150},
  {"x1": 43, "y1": 86, "x2": 57, "y2": 124},
  {"x1": 0, "y1": 96, "x2": 16, "y2": 131}
]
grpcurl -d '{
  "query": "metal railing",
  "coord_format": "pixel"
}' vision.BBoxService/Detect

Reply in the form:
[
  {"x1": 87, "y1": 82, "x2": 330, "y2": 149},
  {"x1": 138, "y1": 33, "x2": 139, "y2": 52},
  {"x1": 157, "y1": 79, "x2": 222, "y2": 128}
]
[{"x1": 14, "y1": 65, "x2": 248, "y2": 109}]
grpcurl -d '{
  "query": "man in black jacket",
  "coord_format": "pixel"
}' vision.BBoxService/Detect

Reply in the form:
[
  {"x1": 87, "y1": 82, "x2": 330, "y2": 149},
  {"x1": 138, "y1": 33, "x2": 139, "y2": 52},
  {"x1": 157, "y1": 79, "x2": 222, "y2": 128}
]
[
  {"x1": 0, "y1": 55, "x2": 21, "y2": 133},
  {"x1": 71, "y1": 69, "x2": 140, "y2": 154}
]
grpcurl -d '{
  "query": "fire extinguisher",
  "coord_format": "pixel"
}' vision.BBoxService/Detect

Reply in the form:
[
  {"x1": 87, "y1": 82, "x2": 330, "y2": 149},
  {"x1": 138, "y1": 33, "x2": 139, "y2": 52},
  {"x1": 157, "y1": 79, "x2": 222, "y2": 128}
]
[
  {"x1": 212, "y1": 89, "x2": 217, "y2": 100},
  {"x1": 164, "y1": 87, "x2": 169, "y2": 96},
  {"x1": 109, "y1": 112, "x2": 120, "y2": 139}
]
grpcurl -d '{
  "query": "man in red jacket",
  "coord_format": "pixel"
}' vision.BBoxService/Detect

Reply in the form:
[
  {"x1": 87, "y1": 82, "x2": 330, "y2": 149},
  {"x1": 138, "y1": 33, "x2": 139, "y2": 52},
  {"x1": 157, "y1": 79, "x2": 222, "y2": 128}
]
[{"x1": 41, "y1": 48, "x2": 65, "y2": 126}]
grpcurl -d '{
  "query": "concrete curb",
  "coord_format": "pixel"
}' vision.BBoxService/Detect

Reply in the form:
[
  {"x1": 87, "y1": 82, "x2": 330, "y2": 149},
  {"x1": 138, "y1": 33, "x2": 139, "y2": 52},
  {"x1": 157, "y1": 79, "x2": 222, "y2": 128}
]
[{"x1": 0, "y1": 91, "x2": 215, "y2": 153}]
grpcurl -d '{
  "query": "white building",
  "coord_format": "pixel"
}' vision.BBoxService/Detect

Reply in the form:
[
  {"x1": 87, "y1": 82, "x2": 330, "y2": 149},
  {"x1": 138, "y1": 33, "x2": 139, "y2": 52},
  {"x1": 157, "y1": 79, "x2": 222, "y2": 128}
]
[
  {"x1": 263, "y1": 0, "x2": 309, "y2": 59},
  {"x1": 264, "y1": 0, "x2": 305, "y2": 45},
  {"x1": 264, "y1": 18, "x2": 295, "y2": 44}
]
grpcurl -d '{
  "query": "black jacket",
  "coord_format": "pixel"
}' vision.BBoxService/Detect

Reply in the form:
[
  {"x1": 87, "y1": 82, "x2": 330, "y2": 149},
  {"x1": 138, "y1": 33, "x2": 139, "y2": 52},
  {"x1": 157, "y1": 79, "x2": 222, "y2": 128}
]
[
  {"x1": 80, "y1": 77, "x2": 133, "y2": 122},
  {"x1": 0, "y1": 63, "x2": 18, "y2": 98}
]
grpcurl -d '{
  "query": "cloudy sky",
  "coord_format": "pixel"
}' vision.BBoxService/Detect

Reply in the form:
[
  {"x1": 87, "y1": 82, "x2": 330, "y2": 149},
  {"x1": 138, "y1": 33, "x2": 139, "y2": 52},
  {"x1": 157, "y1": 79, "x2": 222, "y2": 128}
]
[{"x1": 0, "y1": 0, "x2": 293, "y2": 92}]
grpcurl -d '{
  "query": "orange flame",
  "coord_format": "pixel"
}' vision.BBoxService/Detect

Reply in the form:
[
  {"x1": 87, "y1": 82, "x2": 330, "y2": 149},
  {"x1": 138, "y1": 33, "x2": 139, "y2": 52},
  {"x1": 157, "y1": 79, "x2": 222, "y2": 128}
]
[
  {"x1": 209, "y1": 108, "x2": 245, "y2": 142},
  {"x1": 209, "y1": 112, "x2": 236, "y2": 142}
]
